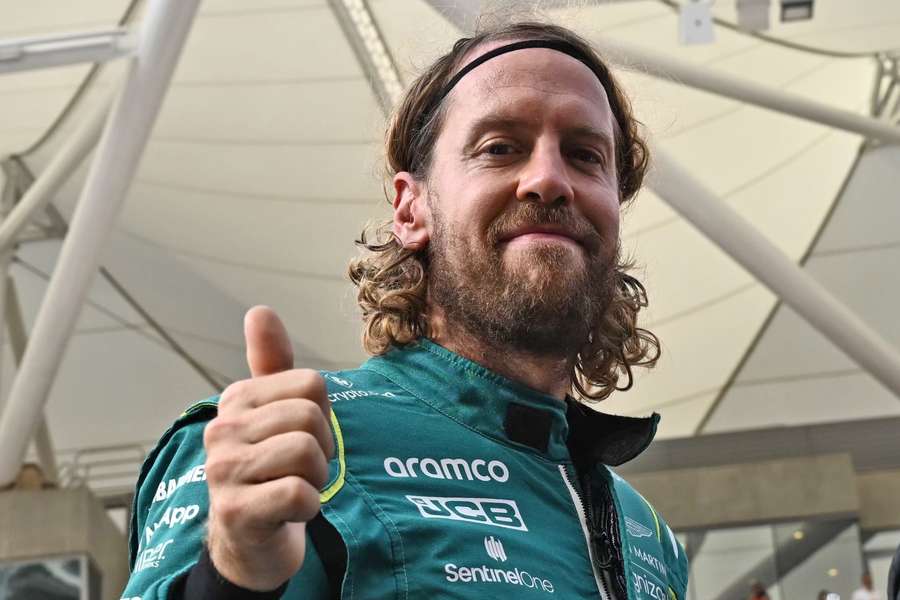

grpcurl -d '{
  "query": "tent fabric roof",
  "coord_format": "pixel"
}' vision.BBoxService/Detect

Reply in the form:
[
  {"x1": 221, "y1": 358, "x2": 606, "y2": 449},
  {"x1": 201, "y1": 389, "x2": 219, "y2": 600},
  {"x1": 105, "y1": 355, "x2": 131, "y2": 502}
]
[{"x1": 0, "y1": 0, "x2": 898, "y2": 464}]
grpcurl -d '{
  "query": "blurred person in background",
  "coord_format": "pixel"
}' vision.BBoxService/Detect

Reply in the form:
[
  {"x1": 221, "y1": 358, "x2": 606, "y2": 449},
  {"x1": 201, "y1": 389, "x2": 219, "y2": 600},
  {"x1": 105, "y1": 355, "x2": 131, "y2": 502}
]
[
  {"x1": 120, "y1": 19, "x2": 689, "y2": 600},
  {"x1": 749, "y1": 580, "x2": 771, "y2": 600},
  {"x1": 853, "y1": 571, "x2": 883, "y2": 600}
]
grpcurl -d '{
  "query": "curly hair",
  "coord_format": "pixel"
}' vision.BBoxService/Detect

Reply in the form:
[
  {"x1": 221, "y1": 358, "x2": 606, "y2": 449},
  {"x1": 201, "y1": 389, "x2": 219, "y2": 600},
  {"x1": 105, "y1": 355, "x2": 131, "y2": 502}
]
[{"x1": 348, "y1": 21, "x2": 660, "y2": 401}]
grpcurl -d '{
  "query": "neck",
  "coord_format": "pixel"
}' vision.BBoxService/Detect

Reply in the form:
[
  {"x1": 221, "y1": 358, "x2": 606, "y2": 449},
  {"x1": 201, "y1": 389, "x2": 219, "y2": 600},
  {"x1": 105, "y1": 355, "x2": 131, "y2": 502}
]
[{"x1": 428, "y1": 305, "x2": 573, "y2": 400}]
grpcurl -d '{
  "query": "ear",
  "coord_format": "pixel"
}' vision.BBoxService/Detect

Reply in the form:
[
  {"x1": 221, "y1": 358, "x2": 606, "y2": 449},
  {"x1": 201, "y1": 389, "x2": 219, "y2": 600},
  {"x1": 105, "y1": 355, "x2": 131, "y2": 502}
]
[{"x1": 392, "y1": 171, "x2": 431, "y2": 251}]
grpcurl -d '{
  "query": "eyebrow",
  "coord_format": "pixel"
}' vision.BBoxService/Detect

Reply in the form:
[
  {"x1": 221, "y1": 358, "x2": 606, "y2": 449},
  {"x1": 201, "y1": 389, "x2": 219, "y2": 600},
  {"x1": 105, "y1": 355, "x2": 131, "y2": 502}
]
[
  {"x1": 462, "y1": 114, "x2": 531, "y2": 150},
  {"x1": 462, "y1": 113, "x2": 615, "y2": 154},
  {"x1": 565, "y1": 125, "x2": 615, "y2": 154}
]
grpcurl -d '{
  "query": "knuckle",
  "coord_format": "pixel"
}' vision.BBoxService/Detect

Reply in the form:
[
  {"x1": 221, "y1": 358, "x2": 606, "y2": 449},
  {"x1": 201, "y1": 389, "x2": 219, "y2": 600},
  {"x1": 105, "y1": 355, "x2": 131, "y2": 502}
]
[
  {"x1": 219, "y1": 382, "x2": 240, "y2": 410},
  {"x1": 220, "y1": 380, "x2": 242, "y2": 400},
  {"x1": 212, "y1": 496, "x2": 242, "y2": 527},
  {"x1": 297, "y1": 369, "x2": 326, "y2": 398},
  {"x1": 282, "y1": 477, "x2": 320, "y2": 520},
  {"x1": 205, "y1": 450, "x2": 239, "y2": 482},
  {"x1": 204, "y1": 416, "x2": 242, "y2": 447},
  {"x1": 294, "y1": 401, "x2": 321, "y2": 431},
  {"x1": 292, "y1": 430, "x2": 320, "y2": 455},
  {"x1": 221, "y1": 380, "x2": 255, "y2": 409},
  {"x1": 282, "y1": 476, "x2": 311, "y2": 506}
]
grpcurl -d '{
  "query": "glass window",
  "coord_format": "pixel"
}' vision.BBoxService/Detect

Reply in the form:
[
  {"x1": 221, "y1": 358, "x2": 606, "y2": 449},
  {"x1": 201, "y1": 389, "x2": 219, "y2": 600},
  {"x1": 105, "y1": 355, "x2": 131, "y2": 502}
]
[
  {"x1": 679, "y1": 519, "x2": 866, "y2": 600},
  {"x1": 0, "y1": 555, "x2": 87, "y2": 600}
]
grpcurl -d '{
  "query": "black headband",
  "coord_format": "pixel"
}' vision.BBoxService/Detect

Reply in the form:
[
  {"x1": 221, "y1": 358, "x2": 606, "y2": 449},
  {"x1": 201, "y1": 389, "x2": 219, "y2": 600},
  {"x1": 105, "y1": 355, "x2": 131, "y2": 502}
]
[{"x1": 437, "y1": 39, "x2": 607, "y2": 104}]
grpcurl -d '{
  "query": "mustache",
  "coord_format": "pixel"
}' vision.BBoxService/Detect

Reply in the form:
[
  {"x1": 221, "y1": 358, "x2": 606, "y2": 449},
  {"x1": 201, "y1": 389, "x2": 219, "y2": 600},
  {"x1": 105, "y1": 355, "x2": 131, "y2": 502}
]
[{"x1": 486, "y1": 204, "x2": 604, "y2": 251}]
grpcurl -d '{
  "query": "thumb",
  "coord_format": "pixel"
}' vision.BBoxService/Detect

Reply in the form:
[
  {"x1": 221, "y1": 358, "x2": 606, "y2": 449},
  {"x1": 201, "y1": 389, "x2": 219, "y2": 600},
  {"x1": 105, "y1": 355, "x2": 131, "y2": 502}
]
[{"x1": 244, "y1": 305, "x2": 294, "y2": 377}]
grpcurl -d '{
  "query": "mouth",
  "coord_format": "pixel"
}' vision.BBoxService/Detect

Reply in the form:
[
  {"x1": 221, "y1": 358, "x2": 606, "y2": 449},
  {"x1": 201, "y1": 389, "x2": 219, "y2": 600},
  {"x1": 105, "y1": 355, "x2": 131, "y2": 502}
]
[{"x1": 499, "y1": 226, "x2": 583, "y2": 247}]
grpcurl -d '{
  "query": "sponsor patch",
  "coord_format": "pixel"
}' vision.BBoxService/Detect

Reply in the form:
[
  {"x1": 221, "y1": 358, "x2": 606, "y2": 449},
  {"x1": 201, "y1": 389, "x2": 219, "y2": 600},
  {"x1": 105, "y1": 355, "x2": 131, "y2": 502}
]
[
  {"x1": 144, "y1": 504, "x2": 201, "y2": 545},
  {"x1": 406, "y1": 495, "x2": 528, "y2": 531},
  {"x1": 328, "y1": 389, "x2": 395, "y2": 402},
  {"x1": 625, "y1": 516, "x2": 653, "y2": 538},
  {"x1": 385, "y1": 457, "x2": 509, "y2": 482},
  {"x1": 134, "y1": 539, "x2": 175, "y2": 572},
  {"x1": 484, "y1": 536, "x2": 507, "y2": 562},
  {"x1": 444, "y1": 536, "x2": 553, "y2": 593},
  {"x1": 152, "y1": 465, "x2": 206, "y2": 504},
  {"x1": 324, "y1": 374, "x2": 353, "y2": 388}
]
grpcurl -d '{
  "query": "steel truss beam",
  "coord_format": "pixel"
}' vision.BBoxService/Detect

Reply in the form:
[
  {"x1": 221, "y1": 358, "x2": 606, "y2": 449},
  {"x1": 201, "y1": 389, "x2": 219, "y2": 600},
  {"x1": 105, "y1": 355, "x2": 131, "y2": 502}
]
[
  {"x1": 424, "y1": 0, "x2": 900, "y2": 144},
  {"x1": 0, "y1": 101, "x2": 110, "y2": 252},
  {"x1": 0, "y1": 28, "x2": 135, "y2": 75},
  {"x1": 0, "y1": 0, "x2": 202, "y2": 487},
  {"x1": 328, "y1": 0, "x2": 404, "y2": 114},
  {"x1": 871, "y1": 53, "x2": 900, "y2": 125},
  {"x1": 4, "y1": 275, "x2": 59, "y2": 483},
  {"x1": 648, "y1": 147, "x2": 900, "y2": 400},
  {"x1": 591, "y1": 37, "x2": 900, "y2": 145}
]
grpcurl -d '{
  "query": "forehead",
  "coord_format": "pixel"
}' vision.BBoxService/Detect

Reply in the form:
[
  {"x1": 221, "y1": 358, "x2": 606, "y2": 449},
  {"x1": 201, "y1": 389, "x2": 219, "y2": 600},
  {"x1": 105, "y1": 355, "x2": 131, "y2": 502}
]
[{"x1": 444, "y1": 42, "x2": 615, "y2": 132}]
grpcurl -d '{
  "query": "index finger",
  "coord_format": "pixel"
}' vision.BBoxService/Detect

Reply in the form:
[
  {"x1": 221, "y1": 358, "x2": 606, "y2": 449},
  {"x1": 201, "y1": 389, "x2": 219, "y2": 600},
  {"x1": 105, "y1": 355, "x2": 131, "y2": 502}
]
[{"x1": 220, "y1": 369, "x2": 330, "y2": 416}]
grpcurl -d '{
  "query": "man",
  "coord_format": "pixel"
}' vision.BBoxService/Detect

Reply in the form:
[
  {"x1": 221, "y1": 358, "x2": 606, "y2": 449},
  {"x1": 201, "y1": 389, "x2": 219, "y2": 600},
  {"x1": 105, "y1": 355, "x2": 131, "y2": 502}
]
[
  {"x1": 749, "y1": 581, "x2": 770, "y2": 600},
  {"x1": 853, "y1": 571, "x2": 883, "y2": 600},
  {"x1": 120, "y1": 21, "x2": 688, "y2": 599}
]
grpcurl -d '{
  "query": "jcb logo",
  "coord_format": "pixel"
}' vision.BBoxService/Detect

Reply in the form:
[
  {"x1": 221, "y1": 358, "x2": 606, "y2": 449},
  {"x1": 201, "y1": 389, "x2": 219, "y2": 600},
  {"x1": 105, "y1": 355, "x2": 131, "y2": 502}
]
[{"x1": 406, "y1": 495, "x2": 528, "y2": 531}]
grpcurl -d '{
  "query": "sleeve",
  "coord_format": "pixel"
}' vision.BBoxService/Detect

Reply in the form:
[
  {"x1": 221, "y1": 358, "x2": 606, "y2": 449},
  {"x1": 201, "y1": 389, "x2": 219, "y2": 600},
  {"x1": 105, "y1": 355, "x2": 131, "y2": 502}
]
[
  {"x1": 657, "y1": 515, "x2": 689, "y2": 600},
  {"x1": 119, "y1": 417, "x2": 334, "y2": 599},
  {"x1": 120, "y1": 420, "x2": 213, "y2": 599}
]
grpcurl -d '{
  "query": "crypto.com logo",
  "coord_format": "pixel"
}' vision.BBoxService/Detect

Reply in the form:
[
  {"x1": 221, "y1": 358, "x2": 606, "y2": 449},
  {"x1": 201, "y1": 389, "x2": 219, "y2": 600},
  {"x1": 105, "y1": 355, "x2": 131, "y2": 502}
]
[{"x1": 484, "y1": 536, "x2": 507, "y2": 562}]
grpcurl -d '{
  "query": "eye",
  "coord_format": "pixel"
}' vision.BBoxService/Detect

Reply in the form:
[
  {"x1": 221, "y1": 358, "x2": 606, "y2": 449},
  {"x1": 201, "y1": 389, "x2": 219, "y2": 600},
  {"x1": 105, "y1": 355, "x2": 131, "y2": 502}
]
[
  {"x1": 482, "y1": 142, "x2": 519, "y2": 156},
  {"x1": 571, "y1": 147, "x2": 604, "y2": 165}
]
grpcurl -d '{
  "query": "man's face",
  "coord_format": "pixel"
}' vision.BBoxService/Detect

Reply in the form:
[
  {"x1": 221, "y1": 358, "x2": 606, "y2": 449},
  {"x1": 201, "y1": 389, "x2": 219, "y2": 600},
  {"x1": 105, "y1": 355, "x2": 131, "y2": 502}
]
[{"x1": 410, "y1": 42, "x2": 622, "y2": 357}]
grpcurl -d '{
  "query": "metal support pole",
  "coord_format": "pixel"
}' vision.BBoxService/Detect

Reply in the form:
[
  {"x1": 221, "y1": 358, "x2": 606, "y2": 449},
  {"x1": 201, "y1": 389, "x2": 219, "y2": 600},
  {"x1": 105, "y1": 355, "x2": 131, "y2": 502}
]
[
  {"x1": 0, "y1": 99, "x2": 110, "y2": 253},
  {"x1": 591, "y1": 38, "x2": 900, "y2": 145},
  {"x1": 0, "y1": 0, "x2": 202, "y2": 487},
  {"x1": 0, "y1": 250, "x2": 12, "y2": 383},
  {"x1": 328, "y1": 0, "x2": 403, "y2": 113},
  {"x1": 421, "y1": 0, "x2": 899, "y2": 142},
  {"x1": 4, "y1": 276, "x2": 58, "y2": 483},
  {"x1": 648, "y1": 146, "x2": 900, "y2": 399},
  {"x1": 0, "y1": 28, "x2": 135, "y2": 75}
]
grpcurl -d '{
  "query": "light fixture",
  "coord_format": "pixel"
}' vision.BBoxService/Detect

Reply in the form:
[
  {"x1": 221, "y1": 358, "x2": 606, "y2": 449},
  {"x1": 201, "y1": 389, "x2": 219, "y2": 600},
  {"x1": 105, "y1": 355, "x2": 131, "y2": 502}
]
[
  {"x1": 792, "y1": 530, "x2": 805, "y2": 540},
  {"x1": 827, "y1": 568, "x2": 839, "y2": 577},
  {"x1": 340, "y1": 0, "x2": 403, "y2": 106},
  {"x1": 737, "y1": 0, "x2": 771, "y2": 31},
  {"x1": 679, "y1": 1, "x2": 715, "y2": 45},
  {"x1": 781, "y1": 0, "x2": 814, "y2": 22}
]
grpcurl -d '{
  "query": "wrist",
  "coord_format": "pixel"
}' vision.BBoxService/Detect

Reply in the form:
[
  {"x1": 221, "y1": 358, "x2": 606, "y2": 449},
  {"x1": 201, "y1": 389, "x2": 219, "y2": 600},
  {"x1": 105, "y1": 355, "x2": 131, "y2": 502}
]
[
  {"x1": 182, "y1": 546, "x2": 289, "y2": 599},
  {"x1": 207, "y1": 530, "x2": 288, "y2": 592}
]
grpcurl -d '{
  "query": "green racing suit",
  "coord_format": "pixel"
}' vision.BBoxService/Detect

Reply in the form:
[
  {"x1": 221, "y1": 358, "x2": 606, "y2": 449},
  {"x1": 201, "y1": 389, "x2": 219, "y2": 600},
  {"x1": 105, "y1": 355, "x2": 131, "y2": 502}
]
[{"x1": 121, "y1": 338, "x2": 688, "y2": 599}]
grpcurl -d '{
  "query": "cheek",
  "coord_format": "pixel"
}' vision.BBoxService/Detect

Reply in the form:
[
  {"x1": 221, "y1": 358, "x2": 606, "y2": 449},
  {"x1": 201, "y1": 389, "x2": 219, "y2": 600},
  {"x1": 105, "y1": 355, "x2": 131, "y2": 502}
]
[{"x1": 583, "y1": 189, "x2": 621, "y2": 242}]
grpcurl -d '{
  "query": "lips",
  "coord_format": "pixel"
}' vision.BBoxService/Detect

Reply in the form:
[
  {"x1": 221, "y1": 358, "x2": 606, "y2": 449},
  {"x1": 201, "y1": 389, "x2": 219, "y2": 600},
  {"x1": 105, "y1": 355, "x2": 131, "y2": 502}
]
[{"x1": 500, "y1": 226, "x2": 582, "y2": 246}]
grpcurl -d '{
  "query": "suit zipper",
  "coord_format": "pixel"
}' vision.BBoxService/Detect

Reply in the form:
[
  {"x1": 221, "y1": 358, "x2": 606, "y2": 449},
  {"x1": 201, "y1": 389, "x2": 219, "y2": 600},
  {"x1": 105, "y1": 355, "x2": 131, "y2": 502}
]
[{"x1": 560, "y1": 464, "x2": 612, "y2": 600}]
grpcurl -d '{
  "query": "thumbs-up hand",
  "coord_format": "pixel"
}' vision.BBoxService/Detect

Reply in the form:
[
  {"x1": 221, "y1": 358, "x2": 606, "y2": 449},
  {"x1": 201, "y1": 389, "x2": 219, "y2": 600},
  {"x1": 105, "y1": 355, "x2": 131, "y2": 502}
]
[{"x1": 204, "y1": 306, "x2": 334, "y2": 591}]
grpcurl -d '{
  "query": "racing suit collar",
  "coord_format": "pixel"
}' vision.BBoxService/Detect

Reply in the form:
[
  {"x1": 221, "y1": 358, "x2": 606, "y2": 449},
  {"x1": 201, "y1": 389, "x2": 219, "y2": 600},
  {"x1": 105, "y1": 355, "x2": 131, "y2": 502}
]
[{"x1": 364, "y1": 338, "x2": 658, "y2": 465}]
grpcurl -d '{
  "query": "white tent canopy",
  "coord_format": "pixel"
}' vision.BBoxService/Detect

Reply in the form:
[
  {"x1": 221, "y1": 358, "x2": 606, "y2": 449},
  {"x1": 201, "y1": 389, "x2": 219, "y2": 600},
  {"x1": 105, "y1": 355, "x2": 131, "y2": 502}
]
[{"x1": 0, "y1": 0, "x2": 898, "y2": 490}]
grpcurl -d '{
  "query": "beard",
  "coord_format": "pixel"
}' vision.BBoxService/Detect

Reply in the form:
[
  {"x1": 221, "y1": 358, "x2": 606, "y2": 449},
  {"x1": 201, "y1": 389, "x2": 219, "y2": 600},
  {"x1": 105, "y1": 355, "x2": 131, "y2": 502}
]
[{"x1": 427, "y1": 196, "x2": 619, "y2": 359}]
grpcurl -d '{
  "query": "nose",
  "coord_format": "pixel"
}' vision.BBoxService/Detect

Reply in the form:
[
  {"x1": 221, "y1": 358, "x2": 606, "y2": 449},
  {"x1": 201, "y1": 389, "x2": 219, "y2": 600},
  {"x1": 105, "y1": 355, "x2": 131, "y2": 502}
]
[{"x1": 515, "y1": 141, "x2": 574, "y2": 206}]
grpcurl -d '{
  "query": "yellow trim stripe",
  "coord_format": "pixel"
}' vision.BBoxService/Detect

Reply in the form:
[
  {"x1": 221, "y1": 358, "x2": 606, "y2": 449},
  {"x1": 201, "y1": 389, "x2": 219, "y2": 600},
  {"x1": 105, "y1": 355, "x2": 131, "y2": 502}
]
[
  {"x1": 180, "y1": 400, "x2": 218, "y2": 418},
  {"x1": 669, "y1": 587, "x2": 678, "y2": 600},
  {"x1": 640, "y1": 495, "x2": 662, "y2": 542},
  {"x1": 319, "y1": 410, "x2": 346, "y2": 503}
]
